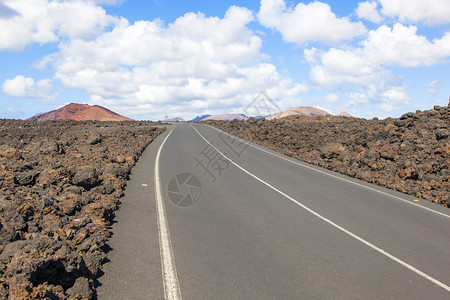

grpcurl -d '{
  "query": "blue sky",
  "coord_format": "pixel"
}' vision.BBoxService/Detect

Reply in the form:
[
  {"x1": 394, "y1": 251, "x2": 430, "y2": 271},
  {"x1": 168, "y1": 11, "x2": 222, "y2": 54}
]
[{"x1": 1, "y1": 0, "x2": 449, "y2": 120}]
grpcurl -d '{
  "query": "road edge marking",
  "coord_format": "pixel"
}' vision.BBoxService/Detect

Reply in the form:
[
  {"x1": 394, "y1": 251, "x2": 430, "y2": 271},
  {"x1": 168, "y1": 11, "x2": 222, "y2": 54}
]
[
  {"x1": 190, "y1": 124, "x2": 450, "y2": 293},
  {"x1": 154, "y1": 128, "x2": 182, "y2": 300},
  {"x1": 202, "y1": 124, "x2": 450, "y2": 219}
]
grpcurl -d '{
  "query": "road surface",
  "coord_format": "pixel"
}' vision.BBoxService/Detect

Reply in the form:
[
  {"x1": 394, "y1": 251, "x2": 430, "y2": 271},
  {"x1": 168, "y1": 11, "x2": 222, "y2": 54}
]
[{"x1": 97, "y1": 123, "x2": 450, "y2": 299}]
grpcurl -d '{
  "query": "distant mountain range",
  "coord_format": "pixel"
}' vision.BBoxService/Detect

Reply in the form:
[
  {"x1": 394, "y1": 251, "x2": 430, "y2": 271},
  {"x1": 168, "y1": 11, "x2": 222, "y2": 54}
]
[
  {"x1": 28, "y1": 103, "x2": 352, "y2": 122},
  {"x1": 27, "y1": 103, "x2": 132, "y2": 121},
  {"x1": 192, "y1": 115, "x2": 211, "y2": 121},
  {"x1": 265, "y1": 107, "x2": 353, "y2": 120},
  {"x1": 191, "y1": 114, "x2": 248, "y2": 121},
  {"x1": 191, "y1": 107, "x2": 352, "y2": 122}
]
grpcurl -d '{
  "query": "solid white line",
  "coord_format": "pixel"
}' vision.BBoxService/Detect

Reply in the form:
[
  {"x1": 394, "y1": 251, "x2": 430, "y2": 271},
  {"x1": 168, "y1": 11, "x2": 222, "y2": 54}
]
[
  {"x1": 202, "y1": 124, "x2": 450, "y2": 219},
  {"x1": 190, "y1": 124, "x2": 450, "y2": 293},
  {"x1": 154, "y1": 128, "x2": 182, "y2": 300}
]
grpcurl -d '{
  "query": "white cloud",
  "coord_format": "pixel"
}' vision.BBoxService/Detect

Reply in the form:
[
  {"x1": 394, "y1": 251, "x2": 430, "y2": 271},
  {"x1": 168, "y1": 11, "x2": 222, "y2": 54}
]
[
  {"x1": 363, "y1": 23, "x2": 450, "y2": 67},
  {"x1": 304, "y1": 23, "x2": 450, "y2": 71},
  {"x1": 0, "y1": 0, "x2": 118, "y2": 51},
  {"x1": 349, "y1": 92, "x2": 369, "y2": 105},
  {"x1": 355, "y1": 1, "x2": 383, "y2": 23},
  {"x1": 306, "y1": 48, "x2": 373, "y2": 87},
  {"x1": 41, "y1": 6, "x2": 306, "y2": 119},
  {"x1": 379, "y1": 0, "x2": 450, "y2": 25},
  {"x1": 255, "y1": 2, "x2": 449, "y2": 114},
  {"x1": 305, "y1": 47, "x2": 410, "y2": 112},
  {"x1": 302, "y1": 19, "x2": 450, "y2": 112},
  {"x1": 323, "y1": 93, "x2": 340, "y2": 103},
  {"x1": 2, "y1": 75, "x2": 57, "y2": 101},
  {"x1": 258, "y1": 0, "x2": 367, "y2": 45}
]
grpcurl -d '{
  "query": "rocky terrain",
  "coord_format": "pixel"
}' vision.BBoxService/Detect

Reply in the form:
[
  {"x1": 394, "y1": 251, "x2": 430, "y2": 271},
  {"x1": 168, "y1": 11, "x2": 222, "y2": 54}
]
[
  {"x1": 0, "y1": 119, "x2": 165, "y2": 299},
  {"x1": 202, "y1": 105, "x2": 449, "y2": 207}
]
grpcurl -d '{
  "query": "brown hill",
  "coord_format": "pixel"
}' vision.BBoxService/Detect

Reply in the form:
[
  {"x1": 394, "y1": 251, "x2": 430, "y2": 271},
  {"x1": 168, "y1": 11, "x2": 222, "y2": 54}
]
[
  {"x1": 266, "y1": 106, "x2": 329, "y2": 120},
  {"x1": 27, "y1": 103, "x2": 132, "y2": 121}
]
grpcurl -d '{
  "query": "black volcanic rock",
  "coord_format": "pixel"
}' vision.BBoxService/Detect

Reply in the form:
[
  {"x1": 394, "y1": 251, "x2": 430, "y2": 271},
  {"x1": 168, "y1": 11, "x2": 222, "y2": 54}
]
[{"x1": 0, "y1": 119, "x2": 165, "y2": 298}]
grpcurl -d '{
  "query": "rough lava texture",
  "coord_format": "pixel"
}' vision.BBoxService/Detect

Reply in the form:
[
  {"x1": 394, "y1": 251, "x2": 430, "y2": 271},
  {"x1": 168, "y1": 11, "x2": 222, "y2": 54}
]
[
  {"x1": 27, "y1": 103, "x2": 132, "y2": 122},
  {"x1": 0, "y1": 119, "x2": 165, "y2": 299},
  {"x1": 202, "y1": 105, "x2": 449, "y2": 207}
]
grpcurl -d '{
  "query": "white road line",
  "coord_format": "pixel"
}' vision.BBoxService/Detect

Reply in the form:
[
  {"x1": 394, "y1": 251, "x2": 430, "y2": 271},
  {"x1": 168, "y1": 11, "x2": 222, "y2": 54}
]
[
  {"x1": 190, "y1": 124, "x2": 450, "y2": 293},
  {"x1": 154, "y1": 128, "x2": 182, "y2": 300},
  {"x1": 202, "y1": 124, "x2": 450, "y2": 219}
]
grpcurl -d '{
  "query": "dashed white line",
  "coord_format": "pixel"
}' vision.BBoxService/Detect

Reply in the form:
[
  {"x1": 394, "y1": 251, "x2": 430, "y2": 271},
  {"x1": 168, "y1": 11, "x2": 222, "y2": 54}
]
[
  {"x1": 154, "y1": 128, "x2": 182, "y2": 300},
  {"x1": 190, "y1": 124, "x2": 450, "y2": 293},
  {"x1": 202, "y1": 124, "x2": 450, "y2": 220}
]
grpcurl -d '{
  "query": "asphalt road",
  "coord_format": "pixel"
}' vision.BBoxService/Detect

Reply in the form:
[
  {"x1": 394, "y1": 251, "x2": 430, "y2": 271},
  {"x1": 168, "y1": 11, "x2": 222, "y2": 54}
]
[{"x1": 97, "y1": 122, "x2": 450, "y2": 299}]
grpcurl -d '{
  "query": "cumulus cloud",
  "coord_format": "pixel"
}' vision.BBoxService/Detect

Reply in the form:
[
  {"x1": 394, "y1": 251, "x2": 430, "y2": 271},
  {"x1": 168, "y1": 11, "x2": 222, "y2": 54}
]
[
  {"x1": 305, "y1": 47, "x2": 410, "y2": 111},
  {"x1": 305, "y1": 48, "x2": 375, "y2": 87},
  {"x1": 0, "y1": 0, "x2": 118, "y2": 51},
  {"x1": 258, "y1": 0, "x2": 367, "y2": 45},
  {"x1": 363, "y1": 23, "x2": 450, "y2": 67},
  {"x1": 379, "y1": 0, "x2": 450, "y2": 25},
  {"x1": 301, "y1": 19, "x2": 450, "y2": 112},
  {"x1": 323, "y1": 93, "x2": 340, "y2": 103},
  {"x1": 256, "y1": 1, "x2": 450, "y2": 113},
  {"x1": 349, "y1": 92, "x2": 369, "y2": 105},
  {"x1": 355, "y1": 1, "x2": 383, "y2": 23},
  {"x1": 2, "y1": 75, "x2": 57, "y2": 101},
  {"x1": 304, "y1": 23, "x2": 450, "y2": 77},
  {"x1": 40, "y1": 6, "x2": 306, "y2": 119}
]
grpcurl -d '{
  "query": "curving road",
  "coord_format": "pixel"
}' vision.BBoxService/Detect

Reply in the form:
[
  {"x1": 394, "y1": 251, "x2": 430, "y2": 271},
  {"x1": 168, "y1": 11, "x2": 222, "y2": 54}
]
[{"x1": 97, "y1": 123, "x2": 450, "y2": 299}]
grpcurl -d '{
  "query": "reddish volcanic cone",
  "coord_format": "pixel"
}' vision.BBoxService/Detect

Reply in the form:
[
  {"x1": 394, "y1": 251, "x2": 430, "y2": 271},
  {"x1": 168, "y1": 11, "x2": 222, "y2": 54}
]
[{"x1": 27, "y1": 103, "x2": 132, "y2": 121}]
